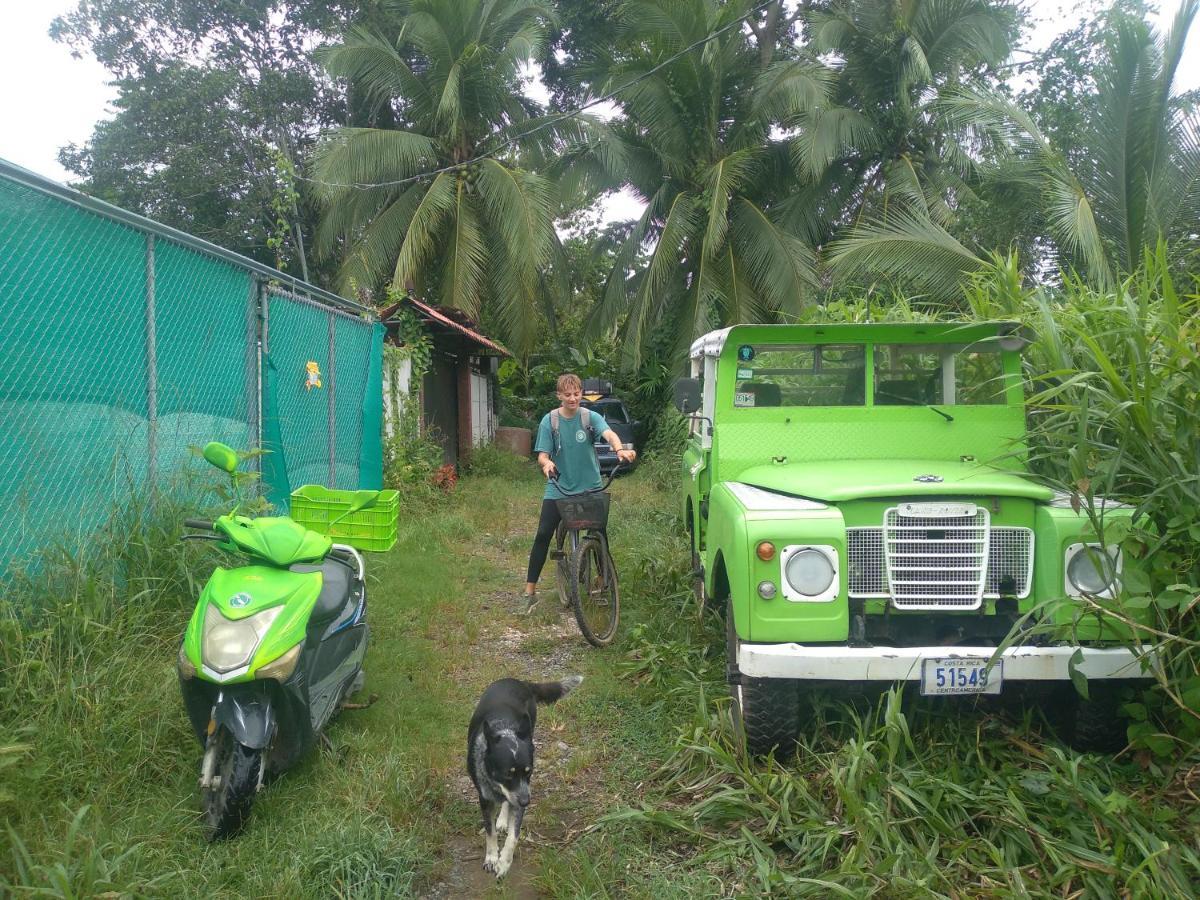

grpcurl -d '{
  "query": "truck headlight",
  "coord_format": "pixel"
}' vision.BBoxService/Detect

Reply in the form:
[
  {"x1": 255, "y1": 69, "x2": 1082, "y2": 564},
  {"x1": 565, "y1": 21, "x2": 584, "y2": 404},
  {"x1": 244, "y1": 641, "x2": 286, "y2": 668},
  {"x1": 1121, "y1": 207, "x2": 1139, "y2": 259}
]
[
  {"x1": 1065, "y1": 543, "x2": 1120, "y2": 597},
  {"x1": 202, "y1": 604, "x2": 283, "y2": 673},
  {"x1": 780, "y1": 545, "x2": 838, "y2": 602}
]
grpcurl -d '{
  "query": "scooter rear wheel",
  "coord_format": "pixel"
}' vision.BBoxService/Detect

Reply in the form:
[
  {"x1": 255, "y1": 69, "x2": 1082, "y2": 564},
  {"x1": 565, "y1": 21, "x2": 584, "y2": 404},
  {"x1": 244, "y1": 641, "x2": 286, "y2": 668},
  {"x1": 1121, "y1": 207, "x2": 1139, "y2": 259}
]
[{"x1": 202, "y1": 727, "x2": 262, "y2": 841}]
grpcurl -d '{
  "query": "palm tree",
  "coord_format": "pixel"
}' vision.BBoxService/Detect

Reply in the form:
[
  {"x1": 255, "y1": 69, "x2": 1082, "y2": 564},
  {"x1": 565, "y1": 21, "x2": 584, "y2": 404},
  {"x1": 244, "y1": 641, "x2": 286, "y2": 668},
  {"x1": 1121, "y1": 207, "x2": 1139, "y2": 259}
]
[
  {"x1": 312, "y1": 0, "x2": 563, "y2": 353},
  {"x1": 830, "y1": 0, "x2": 1200, "y2": 292},
  {"x1": 589, "y1": 0, "x2": 825, "y2": 359},
  {"x1": 761, "y1": 0, "x2": 1018, "y2": 299}
]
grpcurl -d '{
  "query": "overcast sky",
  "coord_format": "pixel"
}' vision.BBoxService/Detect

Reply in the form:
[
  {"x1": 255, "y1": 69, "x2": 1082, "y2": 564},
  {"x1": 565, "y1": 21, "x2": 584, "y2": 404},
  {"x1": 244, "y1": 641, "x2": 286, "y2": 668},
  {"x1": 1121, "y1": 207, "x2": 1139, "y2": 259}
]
[{"x1": 1, "y1": 0, "x2": 1197, "y2": 224}]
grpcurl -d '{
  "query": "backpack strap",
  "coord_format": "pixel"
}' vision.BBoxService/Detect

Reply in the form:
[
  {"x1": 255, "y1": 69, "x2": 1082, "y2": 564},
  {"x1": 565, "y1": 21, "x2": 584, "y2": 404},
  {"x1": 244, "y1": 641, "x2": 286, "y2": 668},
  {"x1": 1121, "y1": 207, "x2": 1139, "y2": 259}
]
[{"x1": 550, "y1": 409, "x2": 561, "y2": 458}]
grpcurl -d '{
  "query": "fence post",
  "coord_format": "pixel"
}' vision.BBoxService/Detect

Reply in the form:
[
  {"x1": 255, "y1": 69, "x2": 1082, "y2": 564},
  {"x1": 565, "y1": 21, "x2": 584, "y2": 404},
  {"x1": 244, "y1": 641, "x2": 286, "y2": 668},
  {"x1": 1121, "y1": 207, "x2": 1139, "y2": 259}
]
[
  {"x1": 247, "y1": 278, "x2": 262, "y2": 473},
  {"x1": 328, "y1": 310, "x2": 337, "y2": 487},
  {"x1": 145, "y1": 233, "x2": 157, "y2": 489}
]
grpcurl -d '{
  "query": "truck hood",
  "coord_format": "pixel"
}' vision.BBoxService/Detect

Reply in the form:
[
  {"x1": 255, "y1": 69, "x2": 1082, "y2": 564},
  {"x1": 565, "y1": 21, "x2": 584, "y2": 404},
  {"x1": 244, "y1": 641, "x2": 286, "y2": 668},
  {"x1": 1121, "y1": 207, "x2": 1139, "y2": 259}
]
[{"x1": 736, "y1": 458, "x2": 1053, "y2": 503}]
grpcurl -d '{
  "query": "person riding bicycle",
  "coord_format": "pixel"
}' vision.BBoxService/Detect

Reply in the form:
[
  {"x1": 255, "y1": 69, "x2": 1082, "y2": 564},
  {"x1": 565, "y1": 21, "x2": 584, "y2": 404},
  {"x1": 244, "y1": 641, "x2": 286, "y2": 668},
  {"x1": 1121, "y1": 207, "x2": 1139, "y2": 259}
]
[{"x1": 522, "y1": 374, "x2": 636, "y2": 609}]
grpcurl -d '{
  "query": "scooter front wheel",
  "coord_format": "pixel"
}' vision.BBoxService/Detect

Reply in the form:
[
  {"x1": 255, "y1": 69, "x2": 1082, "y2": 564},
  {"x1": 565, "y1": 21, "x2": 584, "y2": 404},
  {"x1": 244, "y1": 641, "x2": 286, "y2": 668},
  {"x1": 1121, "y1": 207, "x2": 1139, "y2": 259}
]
[{"x1": 201, "y1": 726, "x2": 262, "y2": 841}]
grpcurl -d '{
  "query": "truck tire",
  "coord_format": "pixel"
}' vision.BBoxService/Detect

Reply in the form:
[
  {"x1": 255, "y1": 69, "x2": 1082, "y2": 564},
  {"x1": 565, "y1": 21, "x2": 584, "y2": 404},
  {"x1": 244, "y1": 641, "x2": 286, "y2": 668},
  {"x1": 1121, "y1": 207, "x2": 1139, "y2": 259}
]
[
  {"x1": 726, "y1": 603, "x2": 801, "y2": 757},
  {"x1": 1068, "y1": 681, "x2": 1129, "y2": 754}
]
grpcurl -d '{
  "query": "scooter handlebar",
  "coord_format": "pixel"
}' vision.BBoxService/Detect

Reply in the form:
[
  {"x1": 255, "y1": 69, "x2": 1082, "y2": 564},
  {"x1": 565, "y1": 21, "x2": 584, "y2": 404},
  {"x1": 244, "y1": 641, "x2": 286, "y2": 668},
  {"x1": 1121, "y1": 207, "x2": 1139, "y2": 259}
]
[{"x1": 184, "y1": 518, "x2": 215, "y2": 531}]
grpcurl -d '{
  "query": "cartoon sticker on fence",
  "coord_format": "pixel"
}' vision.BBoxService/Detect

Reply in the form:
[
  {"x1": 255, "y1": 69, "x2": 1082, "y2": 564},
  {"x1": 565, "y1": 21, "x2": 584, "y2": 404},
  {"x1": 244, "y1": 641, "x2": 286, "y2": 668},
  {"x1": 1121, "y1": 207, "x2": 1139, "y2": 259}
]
[{"x1": 305, "y1": 361, "x2": 323, "y2": 391}]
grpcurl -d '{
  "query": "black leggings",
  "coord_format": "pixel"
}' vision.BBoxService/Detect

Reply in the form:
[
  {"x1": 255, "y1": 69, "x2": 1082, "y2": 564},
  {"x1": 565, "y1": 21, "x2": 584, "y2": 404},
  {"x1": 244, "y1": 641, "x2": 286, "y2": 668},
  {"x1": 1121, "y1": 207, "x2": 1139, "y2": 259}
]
[
  {"x1": 525, "y1": 499, "x2": 562, "y2": 584},
  {"x1": 525, "y1": 499, "x2": 608, "y2": 584}
]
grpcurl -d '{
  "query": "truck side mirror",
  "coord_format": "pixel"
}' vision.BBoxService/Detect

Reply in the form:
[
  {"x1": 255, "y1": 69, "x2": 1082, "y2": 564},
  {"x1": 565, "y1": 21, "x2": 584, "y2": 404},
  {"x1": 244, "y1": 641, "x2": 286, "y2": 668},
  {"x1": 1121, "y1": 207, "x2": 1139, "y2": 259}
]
[{"x1": 674, "y1": 377, "x2": 701, "y2": 414}]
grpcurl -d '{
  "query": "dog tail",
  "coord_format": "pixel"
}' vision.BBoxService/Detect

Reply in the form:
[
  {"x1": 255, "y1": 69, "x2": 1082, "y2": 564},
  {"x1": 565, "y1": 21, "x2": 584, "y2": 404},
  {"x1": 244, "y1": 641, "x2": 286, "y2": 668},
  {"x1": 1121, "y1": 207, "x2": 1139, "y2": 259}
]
[{"x1": 527, "y1": 675, "x2": 583, "y2": 705}]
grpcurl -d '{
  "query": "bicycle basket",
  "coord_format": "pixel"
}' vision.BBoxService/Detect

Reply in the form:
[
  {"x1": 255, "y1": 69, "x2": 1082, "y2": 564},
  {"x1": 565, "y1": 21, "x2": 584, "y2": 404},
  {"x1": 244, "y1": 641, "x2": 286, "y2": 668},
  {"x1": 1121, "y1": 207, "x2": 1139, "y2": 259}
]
[{"x1": 556, "y1": 491, "x2": 610, "y2": 530}]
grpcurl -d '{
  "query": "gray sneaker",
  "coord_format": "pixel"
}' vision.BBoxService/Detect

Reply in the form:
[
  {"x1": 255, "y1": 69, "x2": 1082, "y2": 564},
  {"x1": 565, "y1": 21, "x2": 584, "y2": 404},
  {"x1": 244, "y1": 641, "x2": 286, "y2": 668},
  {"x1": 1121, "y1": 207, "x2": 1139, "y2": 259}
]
[{"x1": 518, "y1": 592, "x2": 539, "y2": 614}]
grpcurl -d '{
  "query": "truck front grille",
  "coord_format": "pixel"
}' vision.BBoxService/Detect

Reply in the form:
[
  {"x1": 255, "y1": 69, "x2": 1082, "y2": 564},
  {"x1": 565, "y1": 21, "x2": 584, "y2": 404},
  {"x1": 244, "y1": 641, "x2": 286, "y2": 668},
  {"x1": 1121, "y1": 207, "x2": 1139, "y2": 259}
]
[{"x1": 847, "y1": 516, "x2": 1033, "y2": 609}]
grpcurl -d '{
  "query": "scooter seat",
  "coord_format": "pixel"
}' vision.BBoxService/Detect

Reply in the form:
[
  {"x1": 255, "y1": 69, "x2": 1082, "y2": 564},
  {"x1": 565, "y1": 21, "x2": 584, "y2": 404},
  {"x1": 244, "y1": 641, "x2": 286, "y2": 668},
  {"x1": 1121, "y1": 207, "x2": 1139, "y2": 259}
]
[{"x1": 291, "y1": 558, "x2": 354, "y2": 625}]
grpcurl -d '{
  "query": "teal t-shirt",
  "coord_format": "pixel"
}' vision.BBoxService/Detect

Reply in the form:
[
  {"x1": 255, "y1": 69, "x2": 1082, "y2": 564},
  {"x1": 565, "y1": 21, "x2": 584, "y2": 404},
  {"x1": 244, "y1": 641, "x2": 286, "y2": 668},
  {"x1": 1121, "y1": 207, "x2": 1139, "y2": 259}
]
[{"x1": 535, "y1": 408, "x2": 610, "y2": 500}]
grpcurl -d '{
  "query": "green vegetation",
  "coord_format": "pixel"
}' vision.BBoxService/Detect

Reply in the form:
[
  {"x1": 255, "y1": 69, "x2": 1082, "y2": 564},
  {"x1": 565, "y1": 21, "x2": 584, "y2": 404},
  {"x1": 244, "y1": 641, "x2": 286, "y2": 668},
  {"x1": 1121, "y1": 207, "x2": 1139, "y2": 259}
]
[
  {"x1": 19, "y1": 0, "x2": 1200, "y2": 893},
  {"x1": 967, "y1": 251, "x2": 1200, "y2": 751},
  {"x1": 3, "y1": 460, "x2": 1196, "y2": 896}
]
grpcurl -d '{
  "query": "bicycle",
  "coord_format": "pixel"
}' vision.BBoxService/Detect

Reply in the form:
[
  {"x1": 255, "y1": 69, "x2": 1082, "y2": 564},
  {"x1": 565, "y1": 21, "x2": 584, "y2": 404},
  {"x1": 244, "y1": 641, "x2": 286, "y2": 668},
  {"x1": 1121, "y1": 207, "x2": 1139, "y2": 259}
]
[{"x1": 549, "y1": 466, "x2": 622, "y2": 647}]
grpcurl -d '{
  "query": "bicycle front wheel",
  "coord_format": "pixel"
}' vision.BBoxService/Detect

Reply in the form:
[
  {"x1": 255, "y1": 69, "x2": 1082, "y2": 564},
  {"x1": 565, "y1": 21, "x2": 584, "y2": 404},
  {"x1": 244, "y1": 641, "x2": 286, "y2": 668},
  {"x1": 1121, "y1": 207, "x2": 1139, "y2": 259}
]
[
  {"x1": 554, "y1": 523, "x2": 576, "y2": 608},
  {"x1": 570, "y1": 535, "x2": 619, "y2": 647}
]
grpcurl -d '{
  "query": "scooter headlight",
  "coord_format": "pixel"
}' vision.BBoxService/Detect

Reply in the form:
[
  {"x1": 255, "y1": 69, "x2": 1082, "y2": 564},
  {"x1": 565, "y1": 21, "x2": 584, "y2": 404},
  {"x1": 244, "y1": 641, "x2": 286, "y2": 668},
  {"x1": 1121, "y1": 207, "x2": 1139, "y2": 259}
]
[
  {"x1": 256, "y1": 642, "x2": 302, "y2": 682},
  {"x1": 177, "y1": 642, "x2": 197, "y2": 679},
  {"x1": 202, "y1": 605, "x2": 283, "y2": 674}
]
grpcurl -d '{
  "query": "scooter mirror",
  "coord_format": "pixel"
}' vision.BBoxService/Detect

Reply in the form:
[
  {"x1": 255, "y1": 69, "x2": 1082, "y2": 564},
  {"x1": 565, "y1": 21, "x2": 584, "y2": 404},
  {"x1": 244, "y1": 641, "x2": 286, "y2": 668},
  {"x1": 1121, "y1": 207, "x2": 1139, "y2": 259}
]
[{"x1": 203, "y1": 442, "x2": 240, "y2": 474}]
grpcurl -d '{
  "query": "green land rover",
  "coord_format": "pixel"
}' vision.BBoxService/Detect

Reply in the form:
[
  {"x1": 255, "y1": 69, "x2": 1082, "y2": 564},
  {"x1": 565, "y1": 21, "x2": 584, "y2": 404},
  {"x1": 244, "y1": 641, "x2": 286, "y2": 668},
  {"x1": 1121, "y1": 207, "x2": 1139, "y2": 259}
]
[{"x1": 675, "y1": 322, "x2": 1155, "y2": 756}]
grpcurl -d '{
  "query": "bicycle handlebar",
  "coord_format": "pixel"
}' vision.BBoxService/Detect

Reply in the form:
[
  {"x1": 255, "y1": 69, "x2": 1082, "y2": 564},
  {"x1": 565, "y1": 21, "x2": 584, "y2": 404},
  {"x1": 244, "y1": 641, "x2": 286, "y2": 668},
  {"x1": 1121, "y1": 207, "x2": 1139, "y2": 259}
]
[{"x1": 549, "y1": 463, "x2": 623, "y2": 496}]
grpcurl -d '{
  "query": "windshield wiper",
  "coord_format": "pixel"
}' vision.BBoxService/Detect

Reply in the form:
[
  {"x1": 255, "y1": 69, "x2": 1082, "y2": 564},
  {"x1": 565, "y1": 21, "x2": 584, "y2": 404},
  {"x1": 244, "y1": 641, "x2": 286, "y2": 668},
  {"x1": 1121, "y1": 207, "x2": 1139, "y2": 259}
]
[{"x1": 928, "y1": 405, "x2": 955, "y2": 423}]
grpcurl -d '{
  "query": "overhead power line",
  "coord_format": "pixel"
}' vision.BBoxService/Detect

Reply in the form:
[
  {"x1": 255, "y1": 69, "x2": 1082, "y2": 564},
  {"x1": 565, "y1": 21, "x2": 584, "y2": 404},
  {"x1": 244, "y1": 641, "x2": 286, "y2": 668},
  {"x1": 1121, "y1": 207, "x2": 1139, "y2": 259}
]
[{"x1": 300, "y1": 0, "x2": 781, "y2": 192}]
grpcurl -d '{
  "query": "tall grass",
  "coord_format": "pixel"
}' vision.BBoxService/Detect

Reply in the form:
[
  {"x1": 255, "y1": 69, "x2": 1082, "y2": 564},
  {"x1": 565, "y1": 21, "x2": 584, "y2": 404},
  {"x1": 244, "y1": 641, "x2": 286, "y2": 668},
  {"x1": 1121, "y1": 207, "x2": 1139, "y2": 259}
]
[
  {"x1": 576, "y1": 253, "x2": 1200, "y2": 896},
  {"x1": 964, "y1": 248, "x2": 1200, "y2": 750},
  {"x1": 609, "y1": 682, "x2": 1200, "y2": 896}
]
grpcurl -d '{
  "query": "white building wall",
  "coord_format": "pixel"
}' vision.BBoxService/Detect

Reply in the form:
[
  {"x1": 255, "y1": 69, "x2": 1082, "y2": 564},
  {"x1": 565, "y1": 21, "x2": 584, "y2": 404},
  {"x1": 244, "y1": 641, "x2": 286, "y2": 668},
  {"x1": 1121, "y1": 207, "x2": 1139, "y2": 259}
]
[
  {"x1": 383, "y1": 354, "x2": 413, "y2": 439},
  {"x1": 469, "y1": 370, "x2": 495, "y2": 446}
]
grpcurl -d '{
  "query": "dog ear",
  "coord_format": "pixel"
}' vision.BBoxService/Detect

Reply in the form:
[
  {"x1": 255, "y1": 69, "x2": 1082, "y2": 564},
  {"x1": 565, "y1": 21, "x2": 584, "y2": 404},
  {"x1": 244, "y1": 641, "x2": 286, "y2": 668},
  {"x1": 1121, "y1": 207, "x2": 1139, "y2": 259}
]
[
  {"x1": 483, "y1": 719, "x2": 498, "y2": 742},
  {"x1": 517, "y1": 714, "x2": 533, "y2": 739}
]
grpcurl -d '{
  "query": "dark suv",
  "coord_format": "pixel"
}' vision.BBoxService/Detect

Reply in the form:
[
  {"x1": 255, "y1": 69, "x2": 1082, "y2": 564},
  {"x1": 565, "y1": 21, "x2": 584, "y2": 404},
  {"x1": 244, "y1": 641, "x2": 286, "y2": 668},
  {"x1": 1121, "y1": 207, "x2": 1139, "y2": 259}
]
[{"x1": 581, "y1": 379, "x2": 638, "y2": 474}]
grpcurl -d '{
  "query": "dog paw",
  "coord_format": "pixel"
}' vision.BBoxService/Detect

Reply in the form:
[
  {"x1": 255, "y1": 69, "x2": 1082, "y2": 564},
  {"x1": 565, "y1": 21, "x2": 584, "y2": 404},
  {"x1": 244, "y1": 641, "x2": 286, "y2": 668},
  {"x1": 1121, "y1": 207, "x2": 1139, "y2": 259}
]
[
  {"x1": 482, "y1": 853, "x2": 499, "y2": 874},
  {"x1": 492, "y1": 858, "x2": 511, "y2": 879}
]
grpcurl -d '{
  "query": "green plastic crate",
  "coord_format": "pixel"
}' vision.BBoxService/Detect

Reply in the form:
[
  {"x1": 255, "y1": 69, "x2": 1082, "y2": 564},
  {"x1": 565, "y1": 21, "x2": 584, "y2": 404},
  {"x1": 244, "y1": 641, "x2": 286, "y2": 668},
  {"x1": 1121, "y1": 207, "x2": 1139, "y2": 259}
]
[{"x1": 290, "y1": 485, "x2": 399, "y2": 552}]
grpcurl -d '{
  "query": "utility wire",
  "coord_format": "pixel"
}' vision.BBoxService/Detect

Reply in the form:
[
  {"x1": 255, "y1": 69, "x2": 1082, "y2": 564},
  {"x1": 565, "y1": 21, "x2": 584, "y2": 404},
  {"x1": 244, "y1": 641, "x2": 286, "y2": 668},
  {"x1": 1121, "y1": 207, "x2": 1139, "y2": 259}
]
[{"x1": 300, "y1": 0, "x2": 781, "y2": 191}]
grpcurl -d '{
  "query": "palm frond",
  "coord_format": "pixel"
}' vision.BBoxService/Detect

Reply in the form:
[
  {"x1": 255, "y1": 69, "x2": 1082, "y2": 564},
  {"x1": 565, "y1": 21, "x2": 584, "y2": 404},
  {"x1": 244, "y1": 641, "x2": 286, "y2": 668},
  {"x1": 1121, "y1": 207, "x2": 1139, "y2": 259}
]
[
  {"x1": 789, "y1": 107, "x2": 877, "y2": 181},
  {"x1": 730, "y1": 198, "x2": 818, "y2": 317},
  {"x1": 332, "y1": 186, "x2": 427, "y2": 295},
  {"x1": 318, "y1": 28, "x2": 433, "y2": 121},
  {"x1": 475, "y1": 159, "x2": 556, "y2": 273},
  {"x1": 1044, "y1": 174, "x2": 1113, "y2": 287},
  {"x1": 898, "y1": 36, "x2": 932, "y2": 100},
  {"x1": 439, "y1": 177, "x2": 488, "y2": 316},
  {"x1": 702, "y1": 149, "x2": 762, "y2": 258},
  {"x1": 827, "y1": 211, "x2": 986, "y2": 300},
  {"x1": 392, "y1": 171, "x2": 457, "y2": 288},
  {"x1": 312, "y1": 128, "x2": 439, "y2": 199},
  {"x1": 434, "y1": 61, "x2": 463, "y2": 132},
  {"x1": 754, "y1": 59, "x2": 832, "y2": 120}
]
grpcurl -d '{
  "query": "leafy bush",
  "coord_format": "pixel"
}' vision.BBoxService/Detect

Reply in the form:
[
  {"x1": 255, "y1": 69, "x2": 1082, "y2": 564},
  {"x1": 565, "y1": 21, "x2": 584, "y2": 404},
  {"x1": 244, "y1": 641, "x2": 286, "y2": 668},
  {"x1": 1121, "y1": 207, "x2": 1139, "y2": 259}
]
[
  {"x1": 992, "y1": 250, "x2": 1200, "y2": 751},
  {"x1": 463, "y1": 443, "x2": 535, "y2": 479}
]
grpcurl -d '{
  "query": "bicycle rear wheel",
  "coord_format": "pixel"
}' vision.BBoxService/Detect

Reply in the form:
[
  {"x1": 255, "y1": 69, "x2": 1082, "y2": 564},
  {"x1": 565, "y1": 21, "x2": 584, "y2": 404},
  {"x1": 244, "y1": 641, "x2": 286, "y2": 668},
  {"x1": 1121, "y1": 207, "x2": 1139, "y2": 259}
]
[
  {"x1": 554, "y1": 524, "x2": 576, "y2": 608},
  {"x1": 570, "y1": 534, "x2": 619, "y2": 646}
]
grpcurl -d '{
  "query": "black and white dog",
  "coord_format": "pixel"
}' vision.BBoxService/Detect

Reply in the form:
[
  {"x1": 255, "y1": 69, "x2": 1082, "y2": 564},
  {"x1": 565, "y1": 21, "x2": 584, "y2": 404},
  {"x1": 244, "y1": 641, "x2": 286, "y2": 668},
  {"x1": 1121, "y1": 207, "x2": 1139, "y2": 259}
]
[{"x1": 466, "y1": 675, "x2": 583, "y2": 878}]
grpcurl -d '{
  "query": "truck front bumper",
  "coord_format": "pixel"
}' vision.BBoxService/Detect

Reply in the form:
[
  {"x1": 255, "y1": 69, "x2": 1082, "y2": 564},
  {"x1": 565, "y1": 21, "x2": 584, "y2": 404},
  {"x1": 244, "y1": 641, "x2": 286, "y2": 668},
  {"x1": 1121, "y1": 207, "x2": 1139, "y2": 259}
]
[{"x1": 738, "y1": 643, "x2": 1157, "y2": 681}]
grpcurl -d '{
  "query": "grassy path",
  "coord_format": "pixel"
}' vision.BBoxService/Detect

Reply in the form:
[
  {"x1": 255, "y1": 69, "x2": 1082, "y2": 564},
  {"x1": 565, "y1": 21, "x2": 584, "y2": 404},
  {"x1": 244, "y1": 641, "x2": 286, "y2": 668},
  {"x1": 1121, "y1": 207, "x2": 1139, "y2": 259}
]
[
  {"x1": 0, "y1": 460, "x2": 698, "y2": 898},
  {"x1": 5, "y1": 458, "x2": 1197, "y2": 897}
]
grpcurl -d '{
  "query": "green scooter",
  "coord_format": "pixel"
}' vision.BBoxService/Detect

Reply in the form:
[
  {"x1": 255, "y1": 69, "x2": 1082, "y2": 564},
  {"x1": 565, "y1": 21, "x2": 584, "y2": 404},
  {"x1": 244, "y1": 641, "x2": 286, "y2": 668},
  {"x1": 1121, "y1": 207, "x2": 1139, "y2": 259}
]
[{"x1": 177, "y1": 442, "x2": 377, "y2": 840}]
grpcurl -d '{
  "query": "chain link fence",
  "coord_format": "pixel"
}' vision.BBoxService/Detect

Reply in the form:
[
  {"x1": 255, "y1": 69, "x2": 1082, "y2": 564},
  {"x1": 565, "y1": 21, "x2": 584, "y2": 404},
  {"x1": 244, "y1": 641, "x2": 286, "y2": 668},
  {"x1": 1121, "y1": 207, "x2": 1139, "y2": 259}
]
[{"x1": 0, "y1": 159, "x2": 383, "y2": 573}]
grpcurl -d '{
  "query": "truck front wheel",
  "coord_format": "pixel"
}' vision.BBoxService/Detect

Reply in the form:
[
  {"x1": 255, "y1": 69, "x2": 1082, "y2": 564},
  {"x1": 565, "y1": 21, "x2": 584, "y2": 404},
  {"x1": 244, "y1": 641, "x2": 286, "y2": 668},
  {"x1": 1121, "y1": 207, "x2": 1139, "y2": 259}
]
[
  {"x1": 726, "y1": 605, "x2": 801, "y2": 757},
  {"x1": 1068, "y1": 681, "x2": 1131, "y2": 754}
]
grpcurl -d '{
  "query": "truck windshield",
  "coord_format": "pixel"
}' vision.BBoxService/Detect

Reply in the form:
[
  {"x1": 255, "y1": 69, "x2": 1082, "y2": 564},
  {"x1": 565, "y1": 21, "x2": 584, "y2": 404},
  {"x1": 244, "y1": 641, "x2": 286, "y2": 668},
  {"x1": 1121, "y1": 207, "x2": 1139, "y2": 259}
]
[
  {"x1": 733, "y1": 345, "x2": 865, "y2": 407},
  {"x1": 874, "y1": 344, "x2": 1008, "y2": 406}
]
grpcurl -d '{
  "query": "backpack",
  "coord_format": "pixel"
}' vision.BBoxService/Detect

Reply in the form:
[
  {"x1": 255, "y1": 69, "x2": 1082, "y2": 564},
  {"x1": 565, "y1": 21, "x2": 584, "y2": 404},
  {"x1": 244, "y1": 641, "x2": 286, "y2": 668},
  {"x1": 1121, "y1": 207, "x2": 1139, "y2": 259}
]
[{"x1": 550, "y1": 407, "x2": 595, "y2": 458}]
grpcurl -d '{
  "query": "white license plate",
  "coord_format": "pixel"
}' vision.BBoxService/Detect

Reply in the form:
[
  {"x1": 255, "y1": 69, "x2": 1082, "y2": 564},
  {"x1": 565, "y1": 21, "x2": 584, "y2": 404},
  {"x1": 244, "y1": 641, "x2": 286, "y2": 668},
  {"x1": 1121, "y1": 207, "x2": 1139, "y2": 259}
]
[{"x1": 920, "y1": 657, "x2": 1003, "y2": 696}]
